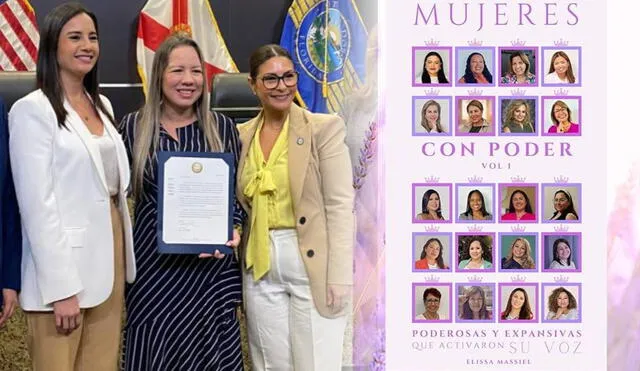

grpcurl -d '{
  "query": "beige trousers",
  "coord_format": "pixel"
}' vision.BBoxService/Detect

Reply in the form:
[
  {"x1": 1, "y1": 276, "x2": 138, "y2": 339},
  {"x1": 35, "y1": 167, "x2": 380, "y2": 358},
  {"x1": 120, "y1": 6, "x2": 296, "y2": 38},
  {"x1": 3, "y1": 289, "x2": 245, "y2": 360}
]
[{"x1": 25, "y1": 197, "x2": 125, "y2": 371}]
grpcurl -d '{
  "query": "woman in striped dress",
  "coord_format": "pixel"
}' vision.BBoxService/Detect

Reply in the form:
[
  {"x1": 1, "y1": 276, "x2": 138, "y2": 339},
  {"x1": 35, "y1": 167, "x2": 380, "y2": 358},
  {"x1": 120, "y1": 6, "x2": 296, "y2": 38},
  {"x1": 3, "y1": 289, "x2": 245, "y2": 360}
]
[{"x1": 118, "y1": 34, "x2": 245, "y2": 370}]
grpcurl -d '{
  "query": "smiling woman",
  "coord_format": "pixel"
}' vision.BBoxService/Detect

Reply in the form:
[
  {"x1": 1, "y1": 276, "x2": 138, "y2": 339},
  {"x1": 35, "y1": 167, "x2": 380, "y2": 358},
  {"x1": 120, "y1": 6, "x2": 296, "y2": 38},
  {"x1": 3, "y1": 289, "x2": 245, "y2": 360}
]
[
  {"x1": 458, "y1": 52, "x2": 493, "y2": 84},
  {"x1": 502, "y1": 99, "x2": 534, "y2": 134},
  {"x1": 500, "y1": 51, "x2": 536, "y2": 85},
  {"x1": 237, "y1": 44, "x2": 354, "y2": 371},
  {"x1": 417, "y1": 287, "x2": 442, "y2": 320},
  {"x1": 457, "y1": 99, "x2": 493, "y2": 134},
  {"x1": 459, "y1": 189, "x2": 492, "y2": 221},
  {"x1": 421, "y1": 52, "x2": 449, "y2": 84},
  {"x1": 8, "y1": 3, "x2": 136, "y2": 370},
  {"x1": 117, "y1": 33, "x2": 246, "y2": 370},
  {"x1": 547, "y1": 100, "x2": 580, "y2": 134},
  {"x1": 545, "y1": 51, "x2": 576, "y2": 84},
  {"x1": 501, "y1": 189, "x2": 536, "y2": 222},
  {"x1": 500, "y1": 288, "x2": 534, "y2": 320}
]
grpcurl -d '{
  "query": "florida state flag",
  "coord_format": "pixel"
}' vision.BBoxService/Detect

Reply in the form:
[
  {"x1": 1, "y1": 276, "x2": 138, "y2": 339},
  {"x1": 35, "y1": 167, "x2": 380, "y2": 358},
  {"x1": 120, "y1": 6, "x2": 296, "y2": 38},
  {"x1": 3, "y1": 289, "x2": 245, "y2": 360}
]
[{"x1": 136, "y1": 0, "x2": 237, "y2": 93}]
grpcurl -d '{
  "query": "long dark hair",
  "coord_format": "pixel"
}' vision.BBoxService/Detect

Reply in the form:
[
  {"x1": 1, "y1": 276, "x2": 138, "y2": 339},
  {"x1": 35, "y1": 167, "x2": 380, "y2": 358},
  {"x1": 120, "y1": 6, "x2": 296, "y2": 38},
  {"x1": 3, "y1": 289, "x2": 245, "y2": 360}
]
[
  {"x1": 462, "y1": 189, "x2": 490, "y2": 218},
  {"x1": 548, "y1": 51, "x2": 576, "y2": 83},
  {"x1": 551, "y1": 190, "x2": 578, "y2": 220},
  {"x1": 421, "y1": 189, "x2": 443, "y2": 219},
  {"x1": 501, "y1": 288, "x2": 533, "y2": 320},
  {"x1": 37, "y1": 2, "x2": 114, "y2": 128},
  {"x1": 461, "y1": 237, "x2": 492, "y2": 262},
  {"x1": 461, "y1": 52, "x2": 493, "y2": 84},
  {"x1": 131, "y1": 33, "x2": 222, "y2": 200},
  {"x1": 507, "y1": 190, "x2": 534, "y2": 214},
  {"x1": 419, "y1": 238, "x2": 446, "y2": 269},
  {"x1": 421, "y1": 51, "x2": 448, "y2": 84},
  {"x1": 552, "y1": 238, "x2": 573, "y2": 266}
]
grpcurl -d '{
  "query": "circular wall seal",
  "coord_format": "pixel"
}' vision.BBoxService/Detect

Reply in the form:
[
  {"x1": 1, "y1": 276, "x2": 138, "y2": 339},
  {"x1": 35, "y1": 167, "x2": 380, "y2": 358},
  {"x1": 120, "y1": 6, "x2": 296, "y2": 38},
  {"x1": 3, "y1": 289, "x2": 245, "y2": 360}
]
[{"x1": 295, "y1": 3, "x2": 351, "y2": 84}]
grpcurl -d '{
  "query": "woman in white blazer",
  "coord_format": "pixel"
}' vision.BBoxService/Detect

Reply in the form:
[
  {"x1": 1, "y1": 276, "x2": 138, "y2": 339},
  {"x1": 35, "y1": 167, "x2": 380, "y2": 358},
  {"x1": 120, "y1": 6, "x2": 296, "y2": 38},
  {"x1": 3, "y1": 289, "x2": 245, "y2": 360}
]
[{"x1": 8, "y1": 3, "x2": 136, "y2": 370}]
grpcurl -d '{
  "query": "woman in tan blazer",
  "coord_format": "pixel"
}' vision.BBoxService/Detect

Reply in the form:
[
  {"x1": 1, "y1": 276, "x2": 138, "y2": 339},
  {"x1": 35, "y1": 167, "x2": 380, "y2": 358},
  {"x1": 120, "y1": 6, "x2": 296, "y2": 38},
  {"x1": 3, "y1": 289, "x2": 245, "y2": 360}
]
[{"x1": 237, "y1": 44, "x2": 354, "y2": 371}]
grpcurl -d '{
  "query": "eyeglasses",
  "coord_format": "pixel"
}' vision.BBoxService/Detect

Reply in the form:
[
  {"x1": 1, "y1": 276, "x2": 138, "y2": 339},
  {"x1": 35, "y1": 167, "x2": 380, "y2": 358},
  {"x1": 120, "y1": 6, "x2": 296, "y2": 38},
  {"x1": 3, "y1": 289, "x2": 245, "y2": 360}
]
[
  {"x1": 259, "y1": 71, "x2": 298, "y2": 89},
  {"x1": 425, "y1": 299, "x2": 440, "y2": 304}
]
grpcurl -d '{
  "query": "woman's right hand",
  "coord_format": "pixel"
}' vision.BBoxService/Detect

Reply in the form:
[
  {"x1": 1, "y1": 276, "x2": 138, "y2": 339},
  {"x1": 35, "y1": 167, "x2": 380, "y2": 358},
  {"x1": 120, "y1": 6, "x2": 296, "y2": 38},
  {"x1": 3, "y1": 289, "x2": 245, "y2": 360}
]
[
  {"x1": 198, "y1": 229, "x2": 241, "y2": 259},
  {"x1": 53, "y1": 295, "x2": 81, "y2": 335}
]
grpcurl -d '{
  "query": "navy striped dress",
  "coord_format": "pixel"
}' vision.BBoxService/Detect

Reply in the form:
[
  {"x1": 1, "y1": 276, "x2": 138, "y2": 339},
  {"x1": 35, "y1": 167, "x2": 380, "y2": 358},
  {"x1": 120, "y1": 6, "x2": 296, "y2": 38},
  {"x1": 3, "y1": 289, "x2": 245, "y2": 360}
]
[{"x1": 118, "y1": 111, "x2": 245, "y2": 371}]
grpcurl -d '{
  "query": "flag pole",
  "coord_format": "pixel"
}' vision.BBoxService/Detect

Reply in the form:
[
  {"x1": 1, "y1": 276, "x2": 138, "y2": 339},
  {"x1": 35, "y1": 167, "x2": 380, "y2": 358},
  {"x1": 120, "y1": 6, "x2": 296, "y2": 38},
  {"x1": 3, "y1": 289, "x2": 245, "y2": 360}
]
[{"x1": 322, "y1": 0, "x2": 329, "y2": 98}]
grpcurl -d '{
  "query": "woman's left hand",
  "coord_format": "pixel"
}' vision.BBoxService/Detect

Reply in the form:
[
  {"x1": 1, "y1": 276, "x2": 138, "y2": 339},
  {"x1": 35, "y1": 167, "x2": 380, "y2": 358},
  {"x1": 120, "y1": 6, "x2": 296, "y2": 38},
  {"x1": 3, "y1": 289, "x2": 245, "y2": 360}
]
[
  {"x1": 198, "y1": 229, "x2": 241, "y2": 259},
  {"x1": 327, "y1": 284, "x2": 351, "y2": 314}
]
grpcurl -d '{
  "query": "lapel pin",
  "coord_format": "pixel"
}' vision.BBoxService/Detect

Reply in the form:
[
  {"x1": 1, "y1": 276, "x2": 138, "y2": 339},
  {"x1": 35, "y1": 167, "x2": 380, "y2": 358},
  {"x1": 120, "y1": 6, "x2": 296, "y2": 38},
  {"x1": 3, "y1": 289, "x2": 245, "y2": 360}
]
[{"x1": 296, "y1": 137, "x2": 304, "y2": 145}]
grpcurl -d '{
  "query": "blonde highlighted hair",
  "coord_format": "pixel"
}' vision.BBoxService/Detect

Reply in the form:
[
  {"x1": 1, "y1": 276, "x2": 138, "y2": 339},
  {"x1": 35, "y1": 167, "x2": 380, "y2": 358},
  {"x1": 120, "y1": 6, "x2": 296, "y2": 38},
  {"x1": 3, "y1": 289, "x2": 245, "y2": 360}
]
[
  {"x1": 420, "y1": 100, "x2": 445, "y2": 133},
  {"x1": 506, "y1": 238, "x2": 535, "y2": 269},
  {"x1": 503, "y1": 99, "x2": 533, "y2": 131},
  {"x1": 132, "y1": 33, "x2": 222, "y2": 199}
]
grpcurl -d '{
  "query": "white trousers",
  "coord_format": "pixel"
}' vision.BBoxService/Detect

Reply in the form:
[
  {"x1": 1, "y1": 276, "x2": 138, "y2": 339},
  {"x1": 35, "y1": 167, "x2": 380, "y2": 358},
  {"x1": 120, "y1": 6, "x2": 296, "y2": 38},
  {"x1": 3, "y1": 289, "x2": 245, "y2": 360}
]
[{"x1": 244, "y1": 229, "x2": 348, "y2": 371}]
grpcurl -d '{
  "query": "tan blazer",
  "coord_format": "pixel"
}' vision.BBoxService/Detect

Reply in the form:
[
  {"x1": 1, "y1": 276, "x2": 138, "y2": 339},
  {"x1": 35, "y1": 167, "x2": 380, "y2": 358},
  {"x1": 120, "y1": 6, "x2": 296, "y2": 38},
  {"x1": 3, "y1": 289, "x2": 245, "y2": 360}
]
[{"x1": 236, "y1": 104, "x2": 354, "y2": 318}]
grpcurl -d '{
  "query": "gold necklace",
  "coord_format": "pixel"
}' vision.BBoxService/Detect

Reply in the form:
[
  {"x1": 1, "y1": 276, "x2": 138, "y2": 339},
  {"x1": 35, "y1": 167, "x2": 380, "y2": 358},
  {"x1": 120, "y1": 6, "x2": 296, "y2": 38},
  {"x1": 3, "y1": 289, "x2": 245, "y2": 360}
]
[{"x1": 558, "y1": 122, "x2": 571, "y2": 133}]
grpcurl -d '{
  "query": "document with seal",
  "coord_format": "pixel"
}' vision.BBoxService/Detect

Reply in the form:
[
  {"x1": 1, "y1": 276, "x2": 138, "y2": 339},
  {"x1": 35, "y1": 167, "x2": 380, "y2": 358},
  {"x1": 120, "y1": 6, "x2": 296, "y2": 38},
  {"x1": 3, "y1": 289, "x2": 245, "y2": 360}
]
[{"x1": 157, "y1": 151, "x2": 235, "y2": 254}]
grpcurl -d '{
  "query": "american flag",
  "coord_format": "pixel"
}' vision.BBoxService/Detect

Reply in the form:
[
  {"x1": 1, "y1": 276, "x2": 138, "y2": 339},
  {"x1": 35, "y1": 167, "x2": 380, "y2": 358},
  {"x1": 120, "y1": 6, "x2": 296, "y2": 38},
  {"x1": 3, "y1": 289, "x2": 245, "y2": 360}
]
[{"x1": 0, "y1": 0, "x2": 38, "y2": 71}]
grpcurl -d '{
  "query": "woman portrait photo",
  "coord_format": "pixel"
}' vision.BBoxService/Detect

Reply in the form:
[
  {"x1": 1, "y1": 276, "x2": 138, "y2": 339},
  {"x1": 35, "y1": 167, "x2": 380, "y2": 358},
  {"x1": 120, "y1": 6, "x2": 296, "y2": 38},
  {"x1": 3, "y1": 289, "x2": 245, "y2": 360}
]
[
  {"x1": 501, "y1": 98, "x2": 536, "y2": 134},
  {"x1": 500, "y1": 187, "x2": 537, "y2": 222},
  {"x1": 414, "y1": 185, "x2": 451, "y2": 222},
  {"x1": 457, "y1": 98, "x2": 494, "y2": 135},
  {"x1": 458, "y1": 285, "x2": 493, "y2": 321},
  {"x1": 457, "y1": 49, "x2": 494, "y2": 85},
  {"x1": 500, "y1": 50, "x2": 536, "y2": 85},
  {"x1": 544, "y1": 286, "x2": 580, "y2": 321},
  {"x1": 414, "y1": 285, "x2": 450, "y2": 321},
  {"x1": 413, "y1": 47, "x2": 451, "y2": 86},
  {"x1": 500, "y1": 236, "x2": 536, "y2": 270},
  {"x1": 457, "y1": 187, "x2": 493, "y2": 222},
  {"x1": 457, "y1": 235, "x2": 493, "y2": 270},
  {"x1": 543, "y1": 234, "x2": 581, "y2": 271},
  {"x1": 421, "y1": 51, "x2": 449, "y2": 84},
  {"x1": 414, "y1": 235, "x2": 450, "y2": 270},
  {"x1": 543, "y1": 49, "x2": 579, "y2": 85},
  {"x1": 415, "y1": 99, "x2": 447, "y2": 134},
  {"x1": 500, "y1": 286, "x2": 535, "y2": 321},
  {"x1": 544, "y1": 99, "x2": 580, "y2": 135},
  {"x1": 543, "y1": 186, "x2": 580, "y2": 221}
]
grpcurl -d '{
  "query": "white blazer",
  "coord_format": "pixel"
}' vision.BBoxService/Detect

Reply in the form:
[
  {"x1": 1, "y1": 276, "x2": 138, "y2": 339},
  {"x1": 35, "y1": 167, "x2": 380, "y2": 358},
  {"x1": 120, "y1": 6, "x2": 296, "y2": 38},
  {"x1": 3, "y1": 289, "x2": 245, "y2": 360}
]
[{"x1": 9, "y1": 90, "x2": 136, "y2": 311}]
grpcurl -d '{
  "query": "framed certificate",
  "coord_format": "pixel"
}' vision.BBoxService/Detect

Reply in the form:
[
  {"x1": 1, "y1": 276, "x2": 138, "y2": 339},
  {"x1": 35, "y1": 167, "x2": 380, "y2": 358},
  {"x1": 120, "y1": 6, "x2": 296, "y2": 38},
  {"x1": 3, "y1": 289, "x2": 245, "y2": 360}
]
[{"x1": 157, "y1": 151, "x2": 235, "y2": 255}]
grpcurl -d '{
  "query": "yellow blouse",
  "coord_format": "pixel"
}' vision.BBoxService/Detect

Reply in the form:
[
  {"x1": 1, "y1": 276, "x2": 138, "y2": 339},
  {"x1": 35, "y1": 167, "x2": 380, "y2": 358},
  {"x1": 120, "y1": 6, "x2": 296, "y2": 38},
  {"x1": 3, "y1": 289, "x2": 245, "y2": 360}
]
[{"x1": 240, "y1": 117, "x2": 296, "y2": 280}]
